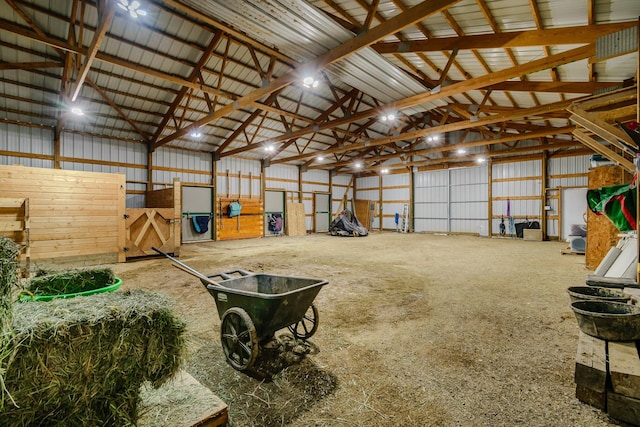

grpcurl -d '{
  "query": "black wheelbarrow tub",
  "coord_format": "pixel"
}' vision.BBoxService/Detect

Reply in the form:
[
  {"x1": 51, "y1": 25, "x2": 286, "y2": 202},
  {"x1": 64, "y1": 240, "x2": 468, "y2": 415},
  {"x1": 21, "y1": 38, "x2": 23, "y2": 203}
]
[{"x1": 200, "y1": 272, "x2": 328, "y2": 340}]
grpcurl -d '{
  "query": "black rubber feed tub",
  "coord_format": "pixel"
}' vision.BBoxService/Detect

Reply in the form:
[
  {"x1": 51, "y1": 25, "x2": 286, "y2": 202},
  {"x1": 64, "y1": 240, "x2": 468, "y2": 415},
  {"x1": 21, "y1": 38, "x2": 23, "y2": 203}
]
[
  {"x1": 567, "y1": 286, "x2": 630, "y2": 303},
  {"x1": 570, "y1": 300, "x2": 640, "y2": 341}
]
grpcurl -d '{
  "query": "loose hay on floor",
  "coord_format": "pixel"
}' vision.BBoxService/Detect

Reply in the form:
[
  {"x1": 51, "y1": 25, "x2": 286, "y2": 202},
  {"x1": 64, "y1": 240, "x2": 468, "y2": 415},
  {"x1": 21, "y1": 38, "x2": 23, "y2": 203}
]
[{"x1": 1, "y1": 289, "x2": 187, "y2": 427}]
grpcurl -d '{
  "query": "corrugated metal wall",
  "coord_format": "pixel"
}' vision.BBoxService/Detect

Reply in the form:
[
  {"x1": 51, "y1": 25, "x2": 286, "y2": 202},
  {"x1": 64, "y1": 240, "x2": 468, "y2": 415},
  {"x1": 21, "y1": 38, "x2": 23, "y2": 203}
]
[
  {"x1": 546, "y1": 155, "x2": 590, "y2": 238},
  {"x1": 492, "y1": 159, "x2": 542, "y2": 236},
  {"x1": 415, "y1": 166, "x2": 488, "y2": 234},
  {"x1": 332, "y1": 174, "x2": 353, "y2": 215},
  {"x1": 216, "y1": 157, "x2": 261, "y2": 198},
  {"x1": 451, "y1": 166, "x2": 489, "y2": 235},
  {"x1": 355, "y1": 175, "x2": 380, "y2": 228},
  {"x1": 302, "y1": 169, "x2": 330, "y2": 231},
  {"x1": 0, "y1": 122, "x2": 54, "y2": 168},
  {"x1": 381, "y1": 173, "x2": 411, "y2": 230},
  {"x1": 415, "y1": 169, "x2": 449, "y2": 232}
]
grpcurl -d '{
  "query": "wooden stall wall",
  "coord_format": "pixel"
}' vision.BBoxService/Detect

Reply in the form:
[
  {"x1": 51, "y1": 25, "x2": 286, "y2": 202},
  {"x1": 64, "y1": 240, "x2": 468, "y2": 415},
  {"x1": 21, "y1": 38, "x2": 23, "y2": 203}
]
[
  {"x1": 125, "y1": 178, "x2": 181, "y2": 258},
  {"x1": 0, "y1": 165, "x2": 126, "y2": 266},
  {"x1": 217, "y1": 198, "x2": 263, "y2": 240},
  {"x1": 0, "y1": 197, "x2": 30, "y2": 272},
  {"x1": 586, "y1": 165, "x2": 632, "y2": 269}
]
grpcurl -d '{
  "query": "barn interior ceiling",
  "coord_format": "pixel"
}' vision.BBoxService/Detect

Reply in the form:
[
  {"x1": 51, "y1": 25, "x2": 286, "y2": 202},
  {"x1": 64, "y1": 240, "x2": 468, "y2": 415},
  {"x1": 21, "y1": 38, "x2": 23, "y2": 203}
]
[{"x1": 0, "y1": 0, "x2": 638, "y2": 174}]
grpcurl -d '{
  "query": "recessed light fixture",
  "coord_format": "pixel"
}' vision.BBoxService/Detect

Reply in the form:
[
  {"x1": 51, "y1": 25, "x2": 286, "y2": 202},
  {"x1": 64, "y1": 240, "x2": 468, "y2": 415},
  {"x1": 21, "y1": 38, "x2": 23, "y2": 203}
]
[
  {"x1": 71, "y1": 107, "x2": 84, "y2": 116},
  {"x1": 118, "y1": 0, "x2": 147, "y2": 18}
]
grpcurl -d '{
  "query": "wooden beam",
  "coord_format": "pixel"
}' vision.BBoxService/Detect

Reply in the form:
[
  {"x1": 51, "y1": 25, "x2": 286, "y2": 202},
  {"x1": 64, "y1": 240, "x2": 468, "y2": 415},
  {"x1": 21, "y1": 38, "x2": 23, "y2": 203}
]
[
  {"x1": 0, "y1": 61, "x2": 62, "y2": 70},
  {"x1": 86, "y1": 78, "x2": 150, "y2": 140},
  {"x1": 229, "y1": 43, "x2": 594, "y2": 159},
  {"x1": 371, "y1": 22, "x2": 637, "y2": 53},
  {"x1": 152, "y1": 0, "x2": 462, "y2": 150},
  {"x1": 70, "y1": 0, "x2": 116, "y2": 101},
  {"x1": 573, "y1": 129, "x2": 635, "y2": 172},
  {"x1": 569, "y1": 106, "x2": 636, "y2": 153}
]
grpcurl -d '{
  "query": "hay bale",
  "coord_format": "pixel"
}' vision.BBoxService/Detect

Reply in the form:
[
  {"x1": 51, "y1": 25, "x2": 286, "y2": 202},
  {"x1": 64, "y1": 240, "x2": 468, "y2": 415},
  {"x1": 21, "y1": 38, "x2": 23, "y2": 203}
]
[
  {"x1": 25, "y1": 268, "x2": 115, "y2": 296},
  {"x1": 0, "y1": 237, "x2": 19, "y2": 337},
  {"x1": 1, "y1": 289, "x2": 187, "y2": 426}
]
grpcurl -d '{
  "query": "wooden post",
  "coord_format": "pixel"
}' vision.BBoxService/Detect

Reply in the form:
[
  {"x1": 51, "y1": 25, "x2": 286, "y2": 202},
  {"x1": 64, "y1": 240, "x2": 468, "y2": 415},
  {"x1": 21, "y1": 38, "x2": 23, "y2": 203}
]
[
  {"x1": 541, "y1": 151, "x2": 548, "y2": 240},
  {"x1": 488, "y1": 159, "x2": 493, "y2": 236},
  {"x1": 378, "y1": 173, "x2": 383, "y2": 231},
  {"x1": 147, "y1": 145, "x2": 153, "y2": 191}
]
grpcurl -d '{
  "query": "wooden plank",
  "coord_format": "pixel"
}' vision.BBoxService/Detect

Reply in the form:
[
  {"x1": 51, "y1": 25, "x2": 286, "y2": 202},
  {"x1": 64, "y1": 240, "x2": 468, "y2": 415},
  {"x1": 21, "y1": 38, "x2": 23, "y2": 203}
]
[
  {"x1": 0, "y1": 198, "x2": 25, "y2": 208},
  {"x1": 0, "y1": 165, "x2": 125, "y2": 264},
  {"x1": 139, "y1": 370, "x2": 228, "y2": 427},
  {"x1": 0, "y1": 221, "x2": 24, "y2": 232},
  {"x1": 609, "y1": 341, "x2": 640, "y2": 400},
  {"x1": 607, "y1": 392, "x2": 640, "y2": 426},
  {"x1": 285, "y1": 202, "x2": 307, "y2": 236},
  {"x1": 574, "y1": 331, "x2": 608, "y2": 410}
]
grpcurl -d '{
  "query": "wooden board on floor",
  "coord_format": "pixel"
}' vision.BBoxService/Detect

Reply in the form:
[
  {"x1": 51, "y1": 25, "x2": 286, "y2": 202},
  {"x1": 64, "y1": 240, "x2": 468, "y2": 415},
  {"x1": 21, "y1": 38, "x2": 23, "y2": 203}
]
[
  {"x1": 286, "y1": 202, "x2": 306, "y2": 236},
  {"x1": 574, "y1": 331, "x2": 607, "y2": 409},
  {"x1": 609, "y1": 341, "x2": 640, "y2": 400},
  {"x1": 139, "y1": 370, "x2": 228, "y2": 427}
]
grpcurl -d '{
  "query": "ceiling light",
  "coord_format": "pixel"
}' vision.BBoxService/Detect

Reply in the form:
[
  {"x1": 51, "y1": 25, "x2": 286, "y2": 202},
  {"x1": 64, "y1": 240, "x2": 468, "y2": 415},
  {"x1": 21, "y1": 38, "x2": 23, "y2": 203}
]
[
  {"x1": 264, "y1": 145, "x2": 275, "y2": 152},
  {"x1": 190, "y1": 131, "x2": 202, "y2": 138},
  {"x1": 456, "y1": 148, "x2": 466, "y2": 154},
  {"x1": 71, "y1": 107, "x2": 84, "y2": 116},
  {"x1": 380, "y1": 113, "x2": 396, "y2": 122},
  {"x1": 302, "y1": 76, "x2": 319, "y2": 89},
  {"x1": 354, "y1": 162, "x2": 362, "y2": 169},
  {"x1": 476, "y1": 157, "x2": 486, "y2": 164},
  {"x1": 118, "y1": 0, "x2": 146, "y2": 18},
  {"x1": 381, "y1": 168, "x2": 389, "y2": 174},
  {"x1": 317, "y1": 155, "x2": 324, "y2": 161}
]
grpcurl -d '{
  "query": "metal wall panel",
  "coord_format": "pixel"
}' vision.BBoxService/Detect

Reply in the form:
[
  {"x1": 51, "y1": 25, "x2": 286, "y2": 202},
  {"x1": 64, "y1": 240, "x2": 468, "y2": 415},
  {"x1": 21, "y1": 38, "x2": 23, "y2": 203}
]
[
  {"x1": 216, "y1": 157, "x2": 261, "y2": 198},
  {"x1": 265, "y1": 164, "x2": 299, "y2": 192},
  {"x1": 546, "y1": 155, "x2": 590, "y2": 238},
  {"x1": 381, "y1": 173, "x2": 410, "y2": 230},
  {"x1": 332, "y1": 174, "x2": 352, "y2": 215},
  {"x1": 492, "y1": 160, "x2": 542, "y2": 236},
  {"x1": 415, "y1": 166, "x2": 489, "y2": 234}
]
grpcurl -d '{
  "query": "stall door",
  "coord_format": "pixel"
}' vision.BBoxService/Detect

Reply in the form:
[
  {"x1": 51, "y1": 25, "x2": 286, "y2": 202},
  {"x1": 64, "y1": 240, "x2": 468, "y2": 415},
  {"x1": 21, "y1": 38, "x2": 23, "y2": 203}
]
[
  {"x1": 182, "y1": 186, "x2": 214, "y2": 242},
  {"x1": 314, "y1": 193, "x2": 330, "y2": 233},
  {"x1": 264, "y1": 190, "x2": 285, "y2": 236}
]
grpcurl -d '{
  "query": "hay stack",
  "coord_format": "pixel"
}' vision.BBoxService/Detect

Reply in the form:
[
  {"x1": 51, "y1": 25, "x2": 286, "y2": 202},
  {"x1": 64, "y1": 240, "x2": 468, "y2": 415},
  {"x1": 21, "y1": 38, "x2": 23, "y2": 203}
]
[
  {"x1": 1, "y1": 289, "x2": 187, "y2": 426},
  {"x1": 0, "y1": 237, "x2": 19, "y2": 337}
]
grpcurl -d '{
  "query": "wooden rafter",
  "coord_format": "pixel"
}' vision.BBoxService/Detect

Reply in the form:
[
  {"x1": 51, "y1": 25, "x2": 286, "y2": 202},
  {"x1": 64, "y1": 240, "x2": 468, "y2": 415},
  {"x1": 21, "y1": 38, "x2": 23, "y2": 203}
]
[
  {"x1": 371, "y1": 22, "x2": 637, "y2": 53},
  {"x1": 70, "y1": 0, "x2": 115, "y2": 102},
  {"x1": 152, "y1": 0, "x2": 462, "y2": 150},
  {"x1": 151, "y1": 30, "x2": 224, "y2": 142}
]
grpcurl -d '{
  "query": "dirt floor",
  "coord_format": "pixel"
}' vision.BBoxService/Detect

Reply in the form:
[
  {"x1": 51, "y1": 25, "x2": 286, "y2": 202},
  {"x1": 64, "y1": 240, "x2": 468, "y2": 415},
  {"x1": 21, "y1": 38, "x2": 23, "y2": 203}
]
[{"x1": 112, "y1": 232, "x2": 620, "y2": 426}]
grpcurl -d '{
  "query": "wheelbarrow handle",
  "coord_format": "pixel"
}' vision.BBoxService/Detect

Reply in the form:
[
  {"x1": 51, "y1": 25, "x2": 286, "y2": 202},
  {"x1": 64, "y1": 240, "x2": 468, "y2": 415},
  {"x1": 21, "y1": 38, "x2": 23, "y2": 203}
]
[
  {"x1": 152, "y1": 246, "x2": 222, "y2": 288},
  {"x1": 207, "y1": 269, "x2": 254, "y2": 282}
]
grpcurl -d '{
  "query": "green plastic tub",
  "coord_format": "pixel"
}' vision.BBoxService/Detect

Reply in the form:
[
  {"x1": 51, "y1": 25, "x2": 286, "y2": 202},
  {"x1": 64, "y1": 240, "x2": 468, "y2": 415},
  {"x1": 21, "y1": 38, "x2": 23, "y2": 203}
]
[{"x1": 18, "y1": 277, "x2": 123, "y2": 302}]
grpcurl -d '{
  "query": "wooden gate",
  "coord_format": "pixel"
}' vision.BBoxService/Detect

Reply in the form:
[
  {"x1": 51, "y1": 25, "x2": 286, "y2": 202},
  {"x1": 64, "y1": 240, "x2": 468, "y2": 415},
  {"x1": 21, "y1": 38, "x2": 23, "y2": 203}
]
[
  {"x1": 125, "y1": 178, "x2": 181, "y2": 259},
  {"x1": 125, "y1": 208, "x2": 178, "y2": 257}
]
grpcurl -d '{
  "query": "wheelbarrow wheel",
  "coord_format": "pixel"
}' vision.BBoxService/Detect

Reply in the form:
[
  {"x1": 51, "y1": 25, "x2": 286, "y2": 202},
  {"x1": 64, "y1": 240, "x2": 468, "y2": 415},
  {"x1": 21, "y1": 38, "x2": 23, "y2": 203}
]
[
  {"x1": 220, "y1": 307, "x2": 259, "y2": 371},
  {"x1": 287, "y1": 304, "x2": 319, "y2": 340}
]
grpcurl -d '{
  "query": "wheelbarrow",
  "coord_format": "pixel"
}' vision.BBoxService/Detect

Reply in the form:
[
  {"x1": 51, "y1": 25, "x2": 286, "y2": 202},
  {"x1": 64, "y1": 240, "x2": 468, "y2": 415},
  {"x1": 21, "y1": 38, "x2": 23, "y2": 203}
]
[{"x1": 153, "y1": 248, "x2": 328, "y2": 371}]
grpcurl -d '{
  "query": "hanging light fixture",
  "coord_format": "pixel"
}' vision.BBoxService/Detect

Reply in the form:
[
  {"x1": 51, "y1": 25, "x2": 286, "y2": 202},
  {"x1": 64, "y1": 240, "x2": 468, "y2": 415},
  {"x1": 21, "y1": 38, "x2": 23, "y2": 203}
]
[{"x1": 118, "y1": 0, "x2": 147, "y2": 18}]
